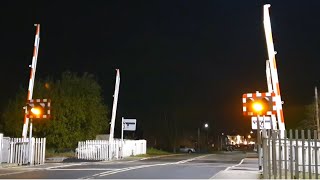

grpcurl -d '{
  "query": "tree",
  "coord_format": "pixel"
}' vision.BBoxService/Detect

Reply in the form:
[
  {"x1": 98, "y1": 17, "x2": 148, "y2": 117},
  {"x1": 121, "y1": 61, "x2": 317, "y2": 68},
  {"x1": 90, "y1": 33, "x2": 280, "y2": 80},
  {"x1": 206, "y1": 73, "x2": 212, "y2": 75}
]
[
  {"x1": 0, "y1": 72, "x2": 109, "y2": 151},
  {"x1": 298, "y1": 104, "x2": 318, "y2": 130},
  {"x1": 0, "y1": 87, "x2": 26, "y2": 137}
]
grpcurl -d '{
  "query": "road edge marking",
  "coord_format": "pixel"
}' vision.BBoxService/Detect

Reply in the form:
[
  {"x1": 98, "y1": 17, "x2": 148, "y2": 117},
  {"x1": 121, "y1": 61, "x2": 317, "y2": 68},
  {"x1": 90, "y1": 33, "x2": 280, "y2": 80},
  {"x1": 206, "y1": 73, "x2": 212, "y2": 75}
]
[{"x1": 209, "y1": 158, "x2": 244, "y2": 179}]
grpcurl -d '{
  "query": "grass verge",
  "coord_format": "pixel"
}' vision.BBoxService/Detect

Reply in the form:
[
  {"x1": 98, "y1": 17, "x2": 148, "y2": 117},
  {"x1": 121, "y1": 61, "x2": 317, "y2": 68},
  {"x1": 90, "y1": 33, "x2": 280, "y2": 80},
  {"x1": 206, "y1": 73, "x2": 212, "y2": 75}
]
[
  {"x1": 134, "y1": 148, "x2": 171, "y2": 157},
  {"x1": 45, "y1": 149, "x2": 76, "y2": 158}
]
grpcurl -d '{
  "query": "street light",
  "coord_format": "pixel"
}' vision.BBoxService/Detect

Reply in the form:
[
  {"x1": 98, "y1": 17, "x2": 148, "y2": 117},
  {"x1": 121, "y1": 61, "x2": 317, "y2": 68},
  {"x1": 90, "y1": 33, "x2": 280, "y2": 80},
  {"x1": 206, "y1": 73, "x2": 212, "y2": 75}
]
[
  {"x1": 204, "y1": 123, "x2": 209, "y2": 151},
  {"x1": 204, "y1": 123, "x2": 209, "y2": 128},
  {"x1": 197, "y1": 123, "x2": 209, "y2": 153}
]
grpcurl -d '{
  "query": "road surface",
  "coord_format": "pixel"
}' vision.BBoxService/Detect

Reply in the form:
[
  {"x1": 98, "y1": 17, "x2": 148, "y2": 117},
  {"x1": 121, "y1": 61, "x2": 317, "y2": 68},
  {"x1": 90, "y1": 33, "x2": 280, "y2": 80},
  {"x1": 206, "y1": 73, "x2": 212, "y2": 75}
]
[{"x1": 0, "y1": 152, "x2": 246, "y2": 179}]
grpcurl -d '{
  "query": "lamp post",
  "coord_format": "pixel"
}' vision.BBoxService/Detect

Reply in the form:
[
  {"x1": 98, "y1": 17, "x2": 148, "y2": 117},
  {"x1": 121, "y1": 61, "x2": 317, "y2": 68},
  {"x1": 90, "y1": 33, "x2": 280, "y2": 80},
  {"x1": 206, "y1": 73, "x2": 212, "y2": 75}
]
[
  {"x1": 197, "y1": 127, "x2": 200, "y2": 152},
  {"x1": 220, "y1": 133, "x2": 224, "y2": 151},
  {"x1": 204, "y1": 123, "x2": 209, "y2": 151},
  {"x1": 197, "y1": 123, "x2": 209, "y2": 153}
]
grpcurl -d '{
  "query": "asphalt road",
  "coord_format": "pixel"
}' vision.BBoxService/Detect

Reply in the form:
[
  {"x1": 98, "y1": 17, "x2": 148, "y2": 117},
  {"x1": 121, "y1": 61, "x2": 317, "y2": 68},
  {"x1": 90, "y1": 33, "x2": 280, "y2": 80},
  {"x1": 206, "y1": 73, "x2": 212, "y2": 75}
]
[{"x1": 0, "y1": 151, "x2": 246, "y2": 179}]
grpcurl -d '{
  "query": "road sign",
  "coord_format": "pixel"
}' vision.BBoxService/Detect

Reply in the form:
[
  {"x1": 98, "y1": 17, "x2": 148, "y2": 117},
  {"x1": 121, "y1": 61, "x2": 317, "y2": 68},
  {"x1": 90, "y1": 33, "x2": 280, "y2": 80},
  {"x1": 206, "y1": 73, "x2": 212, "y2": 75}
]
[
  {"x1": 123, "y1": 119, "x2": 136, "y2": 131},
  {"x1": 243, "y1": 92, "x2": 276, "y2": 116},
  {"x1": 251, "y1": 116, "x2": 271, "y2": 130},
  {"x1": 26, "y1": 99, "x2": 51, "y2": 119}
]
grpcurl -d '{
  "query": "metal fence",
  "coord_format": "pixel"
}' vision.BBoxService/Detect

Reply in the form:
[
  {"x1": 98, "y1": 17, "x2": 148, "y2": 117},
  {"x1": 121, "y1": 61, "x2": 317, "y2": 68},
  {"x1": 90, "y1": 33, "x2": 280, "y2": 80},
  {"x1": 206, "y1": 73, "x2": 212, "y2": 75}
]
[
  {"x1": 262, "y1": 129, "x2": 320, "y2": 179},
  {"x1": 77, "y1": 139, "x2": 146, "y2": 160}
]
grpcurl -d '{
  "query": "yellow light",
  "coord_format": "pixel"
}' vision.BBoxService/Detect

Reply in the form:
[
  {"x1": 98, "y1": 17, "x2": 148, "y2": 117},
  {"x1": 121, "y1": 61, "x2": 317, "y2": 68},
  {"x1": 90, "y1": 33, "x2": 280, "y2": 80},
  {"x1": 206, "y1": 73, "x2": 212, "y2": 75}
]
[
  {"x1": 31, "y1": 107, "x2": 42, "y2": 115},
  {"x1": 248, "y1": 135, "x2": 251, "y2": 139},
  {"x1": 45, "y1": 83, "x2": 50, "y2": 89},
  {"x1": 252, "y1": 102, "x2": 263, "y2": 112}
]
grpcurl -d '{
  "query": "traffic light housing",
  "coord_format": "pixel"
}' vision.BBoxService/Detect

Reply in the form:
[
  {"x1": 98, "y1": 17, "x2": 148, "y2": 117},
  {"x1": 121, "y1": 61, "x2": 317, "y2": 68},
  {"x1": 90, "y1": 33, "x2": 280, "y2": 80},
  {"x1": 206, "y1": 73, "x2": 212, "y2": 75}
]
[
  {"x1": 26, "y1": 99, "x2": 51, "y2": 119},
  {"x1": 243, "y1": 92, "x2": 276, "y2": 116}
]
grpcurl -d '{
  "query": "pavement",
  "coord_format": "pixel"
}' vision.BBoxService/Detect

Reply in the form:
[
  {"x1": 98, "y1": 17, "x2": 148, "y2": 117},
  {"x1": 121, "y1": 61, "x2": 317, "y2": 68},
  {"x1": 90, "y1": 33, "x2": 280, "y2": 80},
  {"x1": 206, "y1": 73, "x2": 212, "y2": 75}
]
[{"x1": 212, "y1": 152, "x2": 262, "y2": 179}]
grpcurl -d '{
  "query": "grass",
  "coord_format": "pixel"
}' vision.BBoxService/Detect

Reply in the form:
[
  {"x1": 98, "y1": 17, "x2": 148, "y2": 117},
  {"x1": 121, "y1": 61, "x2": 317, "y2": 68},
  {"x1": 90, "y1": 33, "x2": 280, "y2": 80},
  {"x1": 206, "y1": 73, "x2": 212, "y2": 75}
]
[
  {"x1": 45, "y1": 149, "x2": 76, "y2": 158},
  {"x1": 147, "y1": 148, "x2": 171, "y2": 155},
  {"x1": 134, "y1": 148, "x2": 171, "y2": 157}
]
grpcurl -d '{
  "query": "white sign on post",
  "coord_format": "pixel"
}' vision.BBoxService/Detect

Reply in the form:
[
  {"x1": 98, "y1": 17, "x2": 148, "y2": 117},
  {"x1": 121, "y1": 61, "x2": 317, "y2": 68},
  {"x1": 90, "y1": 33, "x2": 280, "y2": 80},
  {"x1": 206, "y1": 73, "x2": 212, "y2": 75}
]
[
  {"x1": 123, "y1": 119, "x2": 136, "y2": 131},
  {"x1": 251, "y1": 116, "x2": 271, "y2": 130}
]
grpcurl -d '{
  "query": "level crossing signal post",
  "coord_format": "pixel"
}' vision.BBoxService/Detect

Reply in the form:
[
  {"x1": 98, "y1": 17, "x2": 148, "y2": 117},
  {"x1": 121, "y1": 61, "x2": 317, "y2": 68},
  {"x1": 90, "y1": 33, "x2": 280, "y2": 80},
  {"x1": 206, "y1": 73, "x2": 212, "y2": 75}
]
[
  {"x1": 26, "y1": 98, "x2": 51, "y2": 165},
  {"x1": 242, "y1": 91, "x2": 276, "y2": 170}
]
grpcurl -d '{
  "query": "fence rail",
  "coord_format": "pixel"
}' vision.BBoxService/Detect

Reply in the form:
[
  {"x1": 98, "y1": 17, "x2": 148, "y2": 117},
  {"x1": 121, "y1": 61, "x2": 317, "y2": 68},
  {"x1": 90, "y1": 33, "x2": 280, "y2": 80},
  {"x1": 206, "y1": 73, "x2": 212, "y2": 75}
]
[
  {"x1": 263, "y1": 129, "x2": 320, "y2": 179},
  {"x1": 77, "y1": 139, "x2": 146, "y2": 160}
]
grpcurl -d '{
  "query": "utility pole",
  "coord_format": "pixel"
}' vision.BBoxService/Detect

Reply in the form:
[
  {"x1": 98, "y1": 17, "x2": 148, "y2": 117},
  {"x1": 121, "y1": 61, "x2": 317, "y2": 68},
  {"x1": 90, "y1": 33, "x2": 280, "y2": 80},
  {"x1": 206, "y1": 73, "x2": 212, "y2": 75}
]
[{"x1": 315, "y1": 87, "x2": 320, "y2": 139}]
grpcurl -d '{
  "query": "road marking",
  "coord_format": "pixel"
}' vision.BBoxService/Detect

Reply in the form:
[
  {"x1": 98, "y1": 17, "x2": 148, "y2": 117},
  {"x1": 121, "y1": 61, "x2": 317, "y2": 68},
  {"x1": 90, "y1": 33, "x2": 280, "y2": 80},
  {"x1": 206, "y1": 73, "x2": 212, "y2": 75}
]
[
  {"x1": 82, "y1": 154, "x2": 211, "y2": 178},
  {"x1": 47, "y1": 168, "x2": 119, "y2": 171},
  {"x1": 224, "y1": 158, "x2": 244, "y2": 171},
  {"x1": 209, "y1": 158, "x2": 245, "y2": 179},
  {"x1": 175, "y1": 154, "x2": 212, "y2": 164},
  {"x1": 45, "y1": 163, "x2": 84, "y2": 170},
  {"x1": 0, "y1": 170, "x2": 34, "y2": 177}
]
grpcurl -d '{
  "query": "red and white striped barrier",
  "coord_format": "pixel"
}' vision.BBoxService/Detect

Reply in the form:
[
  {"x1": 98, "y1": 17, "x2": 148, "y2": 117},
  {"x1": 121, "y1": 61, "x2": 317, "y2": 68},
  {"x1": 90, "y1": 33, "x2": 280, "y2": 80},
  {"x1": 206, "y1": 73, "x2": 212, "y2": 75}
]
[{"x1": 22, "y1": 24, "x2": 41, "y2": 138}]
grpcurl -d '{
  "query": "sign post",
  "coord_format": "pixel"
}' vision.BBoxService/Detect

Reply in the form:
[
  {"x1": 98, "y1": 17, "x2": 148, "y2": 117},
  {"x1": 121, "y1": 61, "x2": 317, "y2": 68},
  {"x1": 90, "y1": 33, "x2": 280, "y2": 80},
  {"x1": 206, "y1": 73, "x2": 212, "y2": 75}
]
[
  {"x1": 242, "y1": 91, "x2": 276, "y2": 170},
  {"x1": 121, "y1": 117, "x2": 124, "y2": 158},
  {"x1": 121, "y1": 118, "x2": 137, "y2": 158},
  {"x1": 26, "y1": 98, "x2": 51, "y2": 165}
]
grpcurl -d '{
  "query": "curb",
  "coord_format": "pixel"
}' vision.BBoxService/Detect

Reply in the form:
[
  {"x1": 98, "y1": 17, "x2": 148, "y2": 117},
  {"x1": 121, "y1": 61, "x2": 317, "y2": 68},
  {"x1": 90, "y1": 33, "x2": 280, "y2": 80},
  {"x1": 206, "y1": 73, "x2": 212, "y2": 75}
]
[{"x1": 0, "y1": 163, "x2": 19, "y2": 168}]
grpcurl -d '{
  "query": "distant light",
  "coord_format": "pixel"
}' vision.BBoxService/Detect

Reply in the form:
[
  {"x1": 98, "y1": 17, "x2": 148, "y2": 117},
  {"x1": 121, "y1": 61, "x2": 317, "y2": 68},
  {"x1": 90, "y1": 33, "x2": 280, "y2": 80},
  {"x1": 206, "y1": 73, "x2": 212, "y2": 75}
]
[
  {"x1": 243, "y1": 140, "x2": 248, "y2": 145},
  {"x1": 236, "y1": 135, "x2": 241, "y2": 144},
  {"x1": 204, "y1": 123, "x2": 209, "y2": 128},
  {"x1": 45, "y1": 83, "x2": 50, "y2": 89}
]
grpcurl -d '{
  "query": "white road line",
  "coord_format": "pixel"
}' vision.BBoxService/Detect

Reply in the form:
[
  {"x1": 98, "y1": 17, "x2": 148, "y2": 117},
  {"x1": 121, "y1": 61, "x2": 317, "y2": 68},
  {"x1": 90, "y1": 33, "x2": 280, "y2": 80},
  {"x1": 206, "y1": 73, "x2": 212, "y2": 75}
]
[
  {"x1": 224, "y1": 158, "x2": 244, "y2": 171},
  {"x1": 45, "y1": 163, "x2": 83, "y2": 170},
  {"x1": 92, "y1": 154, "x2": 211, "y2": 178},
  {"x1": 46, "y1": 168, "x2": 119, "y2": 171},
  {"x1": 209, "y1": 158, "x2": 245, "y2": 179}
]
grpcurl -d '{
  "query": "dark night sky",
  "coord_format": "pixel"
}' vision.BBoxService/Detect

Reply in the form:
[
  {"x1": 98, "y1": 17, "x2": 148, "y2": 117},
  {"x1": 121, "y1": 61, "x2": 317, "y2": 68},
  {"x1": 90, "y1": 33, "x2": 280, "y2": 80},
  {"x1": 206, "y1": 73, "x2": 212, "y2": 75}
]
[{"x1": 0, "y1": 1, "x2": 319, "y2": 136}]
